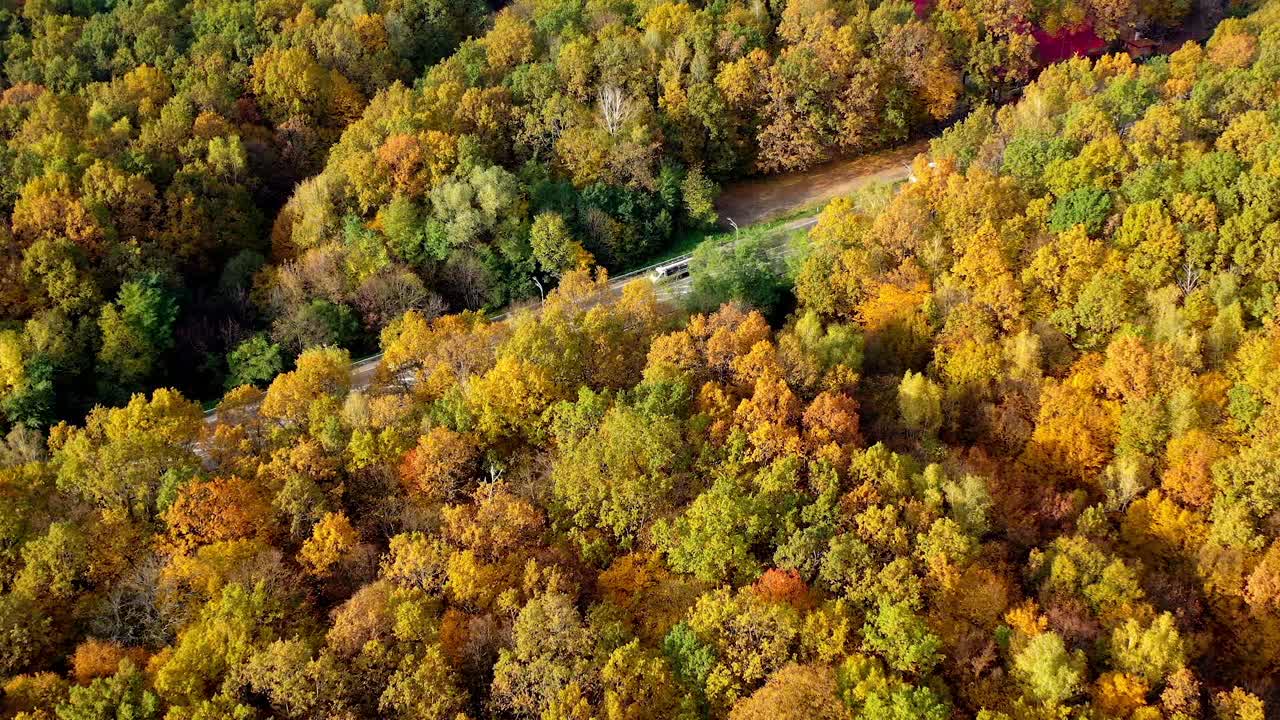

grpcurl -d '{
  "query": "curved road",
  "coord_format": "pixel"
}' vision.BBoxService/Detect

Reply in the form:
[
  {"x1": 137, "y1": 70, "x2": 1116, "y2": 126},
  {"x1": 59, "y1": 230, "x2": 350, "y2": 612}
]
[{"x1": 203, "y1": 145, "x2": 920, "y2": 425}]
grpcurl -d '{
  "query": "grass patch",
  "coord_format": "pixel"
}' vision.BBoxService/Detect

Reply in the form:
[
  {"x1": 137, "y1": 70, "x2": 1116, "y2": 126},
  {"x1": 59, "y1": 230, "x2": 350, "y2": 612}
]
[{"x1": 617, "y1": 202, "x2": 828, "y2": 275}]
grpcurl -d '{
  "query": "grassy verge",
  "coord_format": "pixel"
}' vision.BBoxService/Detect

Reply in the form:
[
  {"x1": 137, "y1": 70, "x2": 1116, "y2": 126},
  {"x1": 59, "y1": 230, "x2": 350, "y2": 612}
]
[{"x1": 617, "y1": 201, "x2": 829, "y2": 275}]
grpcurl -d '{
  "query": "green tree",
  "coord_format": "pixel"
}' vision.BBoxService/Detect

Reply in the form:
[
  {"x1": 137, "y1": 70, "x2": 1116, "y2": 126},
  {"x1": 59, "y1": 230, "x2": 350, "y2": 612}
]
[
  {"x1": 55, "y1": 660, "x2": 160, "y2": 720},
  {"x1": 688, "y1": 234, "x2": 787, "y2": 317},
  {"x1": 1013, "y1": 632, "x2": 1085, "y2": 706},
  {"x1": 225, "y1": 335, "x2": 283, "y2": 390},
  {"x1": 97, "y1": 276, "x2": 178, "y2": 391},
  {"x1": 552, "y1": 403, "x2": 687, "y2": 545},
  {"x1": 1109, "y1": 613, "x2": 1186, "y2": 685},
  {"x1": 897, "y1": 371, "x2": 942, "y2": 435},
  {"x1": 860, "y1": 601, "x2": 941, "y2": 676}
]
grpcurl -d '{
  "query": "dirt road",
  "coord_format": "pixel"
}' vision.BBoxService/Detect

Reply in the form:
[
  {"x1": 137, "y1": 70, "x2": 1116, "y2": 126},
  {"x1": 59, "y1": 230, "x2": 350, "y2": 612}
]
[{"x1": 715, "y1": 140, "x2": 929, "y2": 227}]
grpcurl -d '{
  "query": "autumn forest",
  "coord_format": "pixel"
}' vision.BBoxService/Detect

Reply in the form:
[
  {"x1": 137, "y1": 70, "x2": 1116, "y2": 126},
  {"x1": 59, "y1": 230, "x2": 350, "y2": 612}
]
[{"x1": 3, "y1": 0, "x2": 1280, "y2": 718}]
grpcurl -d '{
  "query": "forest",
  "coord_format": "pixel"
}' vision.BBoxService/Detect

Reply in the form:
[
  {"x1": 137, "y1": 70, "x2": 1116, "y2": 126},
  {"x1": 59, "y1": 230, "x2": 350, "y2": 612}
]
[
  {"x1": 6, "y1": 0, "x2": 1280, "y2": 718},
  {"x1": 0, "y1": 0, "x2": 1199, "y2": 424}
]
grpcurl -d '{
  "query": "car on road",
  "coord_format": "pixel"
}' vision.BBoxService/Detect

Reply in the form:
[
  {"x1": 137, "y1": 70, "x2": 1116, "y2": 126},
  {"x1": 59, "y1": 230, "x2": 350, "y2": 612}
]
[{"x1": 650, "y1": 257, "x2": 691, "y2": 282}]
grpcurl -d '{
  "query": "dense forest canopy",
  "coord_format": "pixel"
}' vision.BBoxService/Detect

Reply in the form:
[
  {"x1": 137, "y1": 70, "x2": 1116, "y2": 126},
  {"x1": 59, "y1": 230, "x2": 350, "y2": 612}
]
[
  {"x1": 0, "y1": 0, "x2": 1201, "y2": 426},
  {"x1": 3, "y1": 0, "x2": 1280, "y2": 717}
]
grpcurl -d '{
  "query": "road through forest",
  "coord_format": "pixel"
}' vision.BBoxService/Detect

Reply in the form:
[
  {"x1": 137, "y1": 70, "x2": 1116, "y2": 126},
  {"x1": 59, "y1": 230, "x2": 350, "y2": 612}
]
[
  {"x1": 714, "y1": 140, "x2": 928, "y2": 227},
  {"x1": 202, "y1": 142, "x2": 924, "y2": 425}
]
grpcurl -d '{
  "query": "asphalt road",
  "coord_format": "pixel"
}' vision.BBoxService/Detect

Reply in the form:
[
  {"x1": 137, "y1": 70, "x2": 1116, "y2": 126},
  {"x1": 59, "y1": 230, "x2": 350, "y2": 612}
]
[{"x1": 203, "y1": 152, "x2": 916, "y2": 426}]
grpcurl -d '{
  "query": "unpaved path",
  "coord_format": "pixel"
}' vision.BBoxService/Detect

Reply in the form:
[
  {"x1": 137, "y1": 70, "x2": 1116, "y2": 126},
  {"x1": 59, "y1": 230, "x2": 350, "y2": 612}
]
[{"x1": 715, "y1": 140, "x2": 929, "y2": 228}]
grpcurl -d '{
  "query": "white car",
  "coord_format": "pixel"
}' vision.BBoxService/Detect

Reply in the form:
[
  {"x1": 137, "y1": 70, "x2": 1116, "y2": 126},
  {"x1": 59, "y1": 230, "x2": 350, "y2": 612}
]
[{"x1": 650, "y1": 258, "x2": 691, "y2": 281}]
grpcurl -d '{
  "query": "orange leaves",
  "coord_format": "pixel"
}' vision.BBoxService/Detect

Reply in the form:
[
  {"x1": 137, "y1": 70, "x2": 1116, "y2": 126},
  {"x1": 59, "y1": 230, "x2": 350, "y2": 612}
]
[
  {"x1": 645, "y1": 303, "x2": 771, "y2": 387},
  {"x1": 1206, "y1": 18, "x2": 1259, "y2": 69},
  {"x1": 163, "y1": 476, "x2": 272, "y2": 555},
  {"x1": 299, "y1": 511, "x2": 359, "y2": 576},
  {"x1": 1023, "y1": 354, "x2": 1119, "y2": 483},
  {"x1": 1161, "y1": 430, "x2": 1225, "y2": 508},
  {"x1": 398, "y1": 427, "x2": 480, "y2": 504},
  {"x1": 751, "y1": 568, "x2": 814, "y2": 610},
  {"x1": 1244, "y1": 541, "x2": 1280, "y2": 613},
  {"x1": 802, "y1": 391, "x2": 862, "y2": 450},
  {"x1": 71, "y1": 639, "x2": 150, "y2": 684}
]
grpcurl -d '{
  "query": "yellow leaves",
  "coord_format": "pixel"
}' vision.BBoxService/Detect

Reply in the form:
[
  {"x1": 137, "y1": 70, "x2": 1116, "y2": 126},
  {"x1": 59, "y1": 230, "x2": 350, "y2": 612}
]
[
  {"x1": 94, "y1": 388, "x2": 204, "y2": 447},
  {"x1": 1206, "y1": 19, "x2": 1258, "y2": 69},
  {"x1": 299, "y1": 511, "x2": 359, "y2": 576},
  {"x1": 715, "y1": 49, "x2": 769, "y2": 109},
  {"x1": 251, "y1": 46, "x2": 358, "y2": 125},
  {"x1": 458, "y1": 85, "x2": 512, "y2": 141},
  {"x1": 466, "y1": 355, "x2": 560, "y2": 444},
  {"x1": 1163, "y1": 41, "x2": 1204, "y2": 98},
  {"x1": 641, "y1": 2, "x2": 695, "y2": 45},
  {"x1": 697, "y1": 380, "x2": 737, "y2": 443},
  {"x1": 808, "y1": 196, "x2": 868, "y2": 252},
  {"x1": 1217, "y1": 110, "x2": 1276, "y2": 164},
  {"x1": 1024, "y1": 355, "x2": 1119, "y2": 482},
  {"x1": 443, "y1": 483, "x2": 545, "y2": 561},
  {"x1": 261, "y1": 346, "x2": 351, "y2": 425},
  {"x1": 946, "y1": 564, "x2": 1014, "y2": 628},
  {"x1": 658, "y1": 76, "x2": 688, "y2": 117},
  {"x1": 1243, "y1": 540, "x2": 1280, "y2": 613},
  {"x1": 0, "y1": 329, "x2": 28, "y2": 392},
  {"x1": 12, "y1": 172, "x2": 104, "y2": 254},
  {"x1": 351, "y1": 13, "x2": 388, "y2": 53},
  {"x1": 1128, "y1": 103, "x2": 1187, "y2": 166},
  {"x1": 952, "y1": 222, "x2": 1024, "y2": 331},
  {"x1": 482, "y1": 9, "x2": 535, "y2": 71},
  {"x1": 856, "y1": 280, "x2": 929, "y2": 333},
  {"x1": 161, "y1": 539, "x2": 276, "y2": 600},
  {"x1": 1004, "y1": 599, "x2": 1047, "y2": 639},
  {"x1": 381, "y1": 309, "x2": 499, "y2": 400},
  {"x1": 734, "y1": 370, "x2": 804, "y2": 462},
  {"x1": 1045, "y1": 134, "x2": 1134, "y2": 197},
  {"x1": 935, "y1": 333, "x2": 1002, "y2": 398},
  {"x1": 1022, "y1": 225, "x2": 1108, "y2": 315},
  {"x1": 1121, "y1": 490, "x2": 1208, "y2": 558},
  {"x1": 730, "y1": 340, "x2": 783, "y2": 391},
  {"x1": 1092, "y1": 672, "x2": 1150, "y2": 718},
  {"x1": 1100, "y1": 335, "x2": 1158, "y2": 402},
  {"x1": 120, "y1": 64, "x2": 171, "y2": 118},
  {"x1": 500, "y1": 269, "x2": 663, "y2": 392},
  {"x1": 644, "y1": 327, "x2": 702, "y2": 384},
  {"x1": 921, "y1": 63, "x2": 963, "y2": 122}
]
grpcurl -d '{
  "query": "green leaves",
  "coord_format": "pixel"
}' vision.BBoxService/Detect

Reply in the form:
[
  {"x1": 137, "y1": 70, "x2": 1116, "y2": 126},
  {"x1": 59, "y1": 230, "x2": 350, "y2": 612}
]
[
  {"x1": 1048, "y1": 187, "x2": 1112, "y2": 236},
  {"x1": 860, "y1": 600, "x2": 941, "y2": 676}
]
